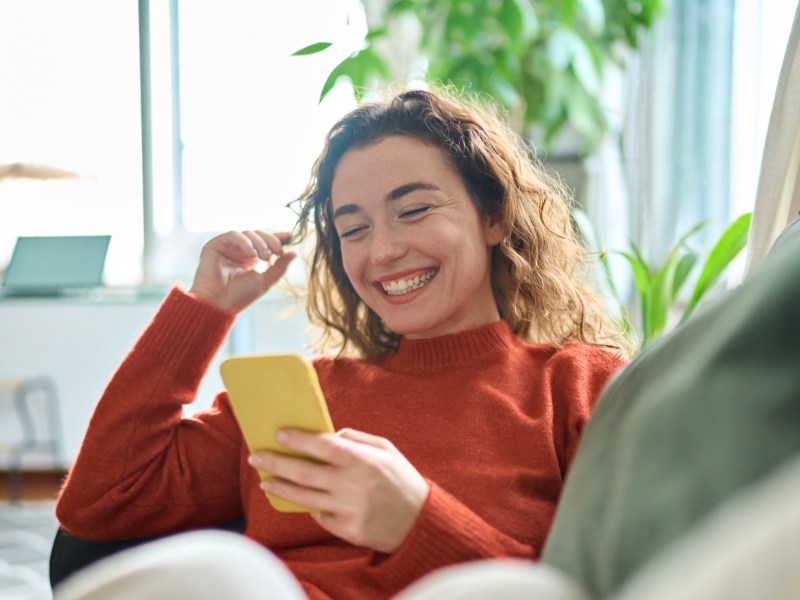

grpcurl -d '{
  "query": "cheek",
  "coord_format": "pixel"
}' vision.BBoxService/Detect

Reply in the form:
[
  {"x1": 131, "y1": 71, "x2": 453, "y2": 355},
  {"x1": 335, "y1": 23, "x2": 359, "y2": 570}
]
[{"x1": 339, "y1": 247, "x2": 365, "y2": 291}]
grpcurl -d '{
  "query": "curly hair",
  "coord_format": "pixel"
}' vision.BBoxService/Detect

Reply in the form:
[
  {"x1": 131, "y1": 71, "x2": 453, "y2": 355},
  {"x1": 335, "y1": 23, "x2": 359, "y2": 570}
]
[{"x1": 289, "y1": 86, "x2": 630, "y2": 359}]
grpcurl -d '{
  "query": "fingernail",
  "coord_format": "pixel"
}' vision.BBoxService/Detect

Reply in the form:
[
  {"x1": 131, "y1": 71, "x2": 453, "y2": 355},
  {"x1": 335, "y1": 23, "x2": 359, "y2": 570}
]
[{"x1": 276, "y1": 430, "x2": 288, "y2": 444}]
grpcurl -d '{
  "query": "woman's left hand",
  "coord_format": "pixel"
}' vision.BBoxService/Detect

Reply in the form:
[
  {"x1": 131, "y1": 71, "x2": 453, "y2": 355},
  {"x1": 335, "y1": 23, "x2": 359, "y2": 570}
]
[{"x1": 248, "y1": 428, "x2": 430, "y2": 553}]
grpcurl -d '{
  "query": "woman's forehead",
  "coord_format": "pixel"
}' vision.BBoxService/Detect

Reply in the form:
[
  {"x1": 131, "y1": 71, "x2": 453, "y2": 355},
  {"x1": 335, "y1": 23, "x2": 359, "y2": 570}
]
[{"x1": 330, "y1": 136, "x2": 460, "y2": 206}]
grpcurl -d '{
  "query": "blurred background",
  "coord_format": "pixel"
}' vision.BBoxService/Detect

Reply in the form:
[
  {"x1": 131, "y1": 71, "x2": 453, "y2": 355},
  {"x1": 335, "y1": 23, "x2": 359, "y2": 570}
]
[
  {"x1": 1, "y1": 0, "x2": 795, "y2": 290},
  {"x1": 0, "y1": 0, "x2": 798, "y2": 470}
]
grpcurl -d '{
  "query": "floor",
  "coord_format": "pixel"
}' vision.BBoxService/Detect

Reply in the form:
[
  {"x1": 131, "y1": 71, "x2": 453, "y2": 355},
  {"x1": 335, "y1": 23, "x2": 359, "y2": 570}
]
[{"x1": 0, "y1": 472, "x2": 62, "y2": 600}]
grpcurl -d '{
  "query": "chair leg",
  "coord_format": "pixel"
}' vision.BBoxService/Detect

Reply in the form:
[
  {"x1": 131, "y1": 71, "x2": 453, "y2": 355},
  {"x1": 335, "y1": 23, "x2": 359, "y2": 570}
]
[
  {"x1": 8, "y1": 451, "x2": 22, "y2": 505},
  {"x1": 2, "y1": 375, "x2": 65, "y2": 502}
]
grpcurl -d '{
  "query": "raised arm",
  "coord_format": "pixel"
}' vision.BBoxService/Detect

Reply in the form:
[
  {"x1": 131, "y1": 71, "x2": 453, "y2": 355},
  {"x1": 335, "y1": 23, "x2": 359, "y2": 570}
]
[{"x1": 56, "y1": 230, "x2": 296, "y2": 540}]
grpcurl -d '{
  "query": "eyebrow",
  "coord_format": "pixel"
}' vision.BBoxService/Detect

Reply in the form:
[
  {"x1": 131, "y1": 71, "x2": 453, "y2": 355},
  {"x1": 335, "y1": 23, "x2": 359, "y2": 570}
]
[{"x1": 332, "y1": 181, "x2": 440, "y2": 220}]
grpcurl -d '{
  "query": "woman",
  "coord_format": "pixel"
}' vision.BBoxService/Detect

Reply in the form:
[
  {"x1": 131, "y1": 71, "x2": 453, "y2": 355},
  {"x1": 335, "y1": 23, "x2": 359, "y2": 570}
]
[{"x1": 55, "y1": 88, "x2": 628, "y2": 599}]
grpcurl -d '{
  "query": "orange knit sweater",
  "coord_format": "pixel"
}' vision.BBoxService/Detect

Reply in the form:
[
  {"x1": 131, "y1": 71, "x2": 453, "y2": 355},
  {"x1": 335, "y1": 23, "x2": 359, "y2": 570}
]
[{"x1": 56, "y1": 288, "x2": 625, "y2": 599}]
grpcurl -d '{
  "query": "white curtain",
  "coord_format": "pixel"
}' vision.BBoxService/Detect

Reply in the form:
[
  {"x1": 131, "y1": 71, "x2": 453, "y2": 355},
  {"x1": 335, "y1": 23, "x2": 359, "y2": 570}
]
[{"x1": 744, "y1": 1, "x2": 800, "y2": 276}]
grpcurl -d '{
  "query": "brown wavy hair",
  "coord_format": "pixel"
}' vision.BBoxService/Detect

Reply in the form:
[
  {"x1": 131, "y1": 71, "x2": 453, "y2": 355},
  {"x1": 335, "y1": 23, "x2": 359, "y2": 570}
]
[{"x1": 289, "y1": 86, "x2": 630, "y2": 359}]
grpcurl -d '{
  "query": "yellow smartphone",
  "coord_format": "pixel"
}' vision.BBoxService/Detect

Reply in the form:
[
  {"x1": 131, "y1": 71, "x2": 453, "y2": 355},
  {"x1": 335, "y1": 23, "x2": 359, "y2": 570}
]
[{"x1": 219, "y1": 353, "x2": 335, "y2": 512}]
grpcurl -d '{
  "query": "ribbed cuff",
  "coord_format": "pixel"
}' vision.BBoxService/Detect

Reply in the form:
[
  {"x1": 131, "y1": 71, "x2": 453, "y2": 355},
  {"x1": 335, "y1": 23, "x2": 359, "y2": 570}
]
[{"x1": 368, "y1": 482, "x2": 514, "y2": 592}]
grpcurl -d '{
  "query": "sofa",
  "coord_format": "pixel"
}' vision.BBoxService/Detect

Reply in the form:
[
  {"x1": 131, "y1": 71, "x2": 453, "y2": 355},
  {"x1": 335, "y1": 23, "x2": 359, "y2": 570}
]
[{"x1": 537, "y1": 212, "x2": 800, "y2": 598}]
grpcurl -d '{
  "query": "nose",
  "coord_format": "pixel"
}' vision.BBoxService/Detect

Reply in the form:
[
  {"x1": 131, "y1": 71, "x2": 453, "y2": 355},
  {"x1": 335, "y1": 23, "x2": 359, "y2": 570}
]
[{"x1": 369, "y1": 223, "x2": 408, "y2": 266}]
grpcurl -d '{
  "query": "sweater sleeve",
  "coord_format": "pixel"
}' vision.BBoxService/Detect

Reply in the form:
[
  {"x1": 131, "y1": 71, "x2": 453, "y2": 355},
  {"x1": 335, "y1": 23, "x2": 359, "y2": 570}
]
[
  {"x1": 548, "y1": 344, "x2": 627, "y2": 476},
  {"x1": 56, "y1": 288, "x2": 245, "y2": 540},
  {"x1": 368, "y1": 482, "x2": 536, "y2": 593}
]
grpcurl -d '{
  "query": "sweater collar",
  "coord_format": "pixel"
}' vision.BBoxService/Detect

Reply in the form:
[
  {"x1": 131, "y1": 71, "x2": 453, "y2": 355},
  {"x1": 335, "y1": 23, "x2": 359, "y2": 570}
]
[{"x1": 381, "y1": 320, "x2": 515, "y2": 372}]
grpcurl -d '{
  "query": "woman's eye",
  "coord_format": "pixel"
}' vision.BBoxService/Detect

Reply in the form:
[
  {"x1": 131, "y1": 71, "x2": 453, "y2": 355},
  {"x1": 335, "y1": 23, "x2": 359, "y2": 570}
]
[
  {"x1": 339, "y1": 226, "x2": 367, "y2": 239},
  {"x1": 400, "y1": 206, "x2": 430, "y2": 218}
]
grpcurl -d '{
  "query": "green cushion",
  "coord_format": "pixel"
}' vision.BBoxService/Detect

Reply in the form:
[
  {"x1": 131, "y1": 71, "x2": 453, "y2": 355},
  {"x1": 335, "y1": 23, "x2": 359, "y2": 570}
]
[{"x1": 541, "y1": 217, "x2": 800, "y2": 598}]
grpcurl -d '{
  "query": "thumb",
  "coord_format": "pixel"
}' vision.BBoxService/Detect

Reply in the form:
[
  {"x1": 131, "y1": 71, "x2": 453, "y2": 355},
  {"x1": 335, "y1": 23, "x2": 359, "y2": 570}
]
[{"x1": 260, "y1": 251, "x2": 296, "y2": 290}]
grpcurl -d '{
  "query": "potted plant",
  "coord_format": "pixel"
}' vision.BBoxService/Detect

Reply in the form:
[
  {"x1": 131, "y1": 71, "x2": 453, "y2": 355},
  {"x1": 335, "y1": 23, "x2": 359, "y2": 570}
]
[
  {"x1": 293, "y1": 0, "x2": 663, "y2": 154},
  {"x1": 574, "y1": 209, "x2": 753, "y2": 348}
]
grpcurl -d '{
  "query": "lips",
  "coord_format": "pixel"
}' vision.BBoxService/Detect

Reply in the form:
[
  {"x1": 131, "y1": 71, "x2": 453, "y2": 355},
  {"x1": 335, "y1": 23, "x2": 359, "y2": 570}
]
[{"x1": 377, "y1": 268, "x2": 437, "y2": 296}]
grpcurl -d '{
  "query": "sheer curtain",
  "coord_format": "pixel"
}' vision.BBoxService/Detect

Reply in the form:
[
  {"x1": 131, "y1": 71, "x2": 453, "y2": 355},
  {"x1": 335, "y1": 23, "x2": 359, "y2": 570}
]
[
  {"x1": 744, "y1": 1, "x2": 800, "y2": 275},
  {"x1": 623, "y1": 0, "x2": 734, "y2": 264}
]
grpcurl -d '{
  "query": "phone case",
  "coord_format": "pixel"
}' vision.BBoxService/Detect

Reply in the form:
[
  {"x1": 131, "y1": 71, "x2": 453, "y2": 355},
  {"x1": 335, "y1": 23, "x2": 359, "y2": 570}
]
[{"x1": 220, "y1": 353, "x2": 335, "y2": 512}]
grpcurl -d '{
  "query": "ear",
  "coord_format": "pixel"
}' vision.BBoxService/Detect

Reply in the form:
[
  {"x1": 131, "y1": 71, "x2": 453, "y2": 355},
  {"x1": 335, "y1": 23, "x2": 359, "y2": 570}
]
[{"x1": 484, "y1": 211, "x2": 504, "y2": 246}]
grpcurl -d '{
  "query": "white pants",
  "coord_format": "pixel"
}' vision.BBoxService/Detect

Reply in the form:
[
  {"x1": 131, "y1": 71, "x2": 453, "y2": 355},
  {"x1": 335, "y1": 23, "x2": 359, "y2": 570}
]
[
  {"x1": 55, "y1": 455, "x2": 800, "y2": 600},
  {"x1": 53, "y1": 532, "x2": 582, "y2": 600},
  {"x1": 53, "y1": 531, "x2": 306, "y2": 600}
]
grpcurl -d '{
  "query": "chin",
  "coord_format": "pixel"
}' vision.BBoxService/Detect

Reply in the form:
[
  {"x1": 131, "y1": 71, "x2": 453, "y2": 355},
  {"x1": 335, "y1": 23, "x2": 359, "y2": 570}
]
[
  {"x1": 381, "y1": 319, "x2": 426, "y2": 338},
  {"x1": 384, "y1": 320, "x2": 444, "y2": 339}
]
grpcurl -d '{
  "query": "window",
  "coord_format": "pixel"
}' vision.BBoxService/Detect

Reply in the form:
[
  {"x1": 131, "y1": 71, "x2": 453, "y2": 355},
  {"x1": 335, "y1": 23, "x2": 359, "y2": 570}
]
[
  {"x1": 145, "y1": 0, "x2": 362, "y2": 285},
  {"x1": 2, "y1": 0, "x2": 796, "y2": 289},
  {"x1": 1, "y1": 0, "x2": 362, "y2": 287},
  {"x1": 0, "y1": 0, "x2": 142, "y2": 285}
]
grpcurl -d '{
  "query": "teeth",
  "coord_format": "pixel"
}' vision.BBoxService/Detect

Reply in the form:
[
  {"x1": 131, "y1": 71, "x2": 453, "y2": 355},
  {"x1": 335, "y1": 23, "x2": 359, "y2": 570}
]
[{"x1": 382, "y1": 270, "x2": 435, "y2": 296}]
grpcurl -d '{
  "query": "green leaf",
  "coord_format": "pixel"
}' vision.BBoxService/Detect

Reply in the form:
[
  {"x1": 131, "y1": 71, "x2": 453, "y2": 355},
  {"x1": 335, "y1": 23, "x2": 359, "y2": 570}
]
[
  {"x1": 572, "y1": 208, "x2": 626, "y2": 325},
  {"x1": 546, "y1": 28, "x2": 574, "y2": 69},
  {"x1": 618, "y1": 248, "x2": 651, "y2": 341},
  {"x1": 493, "y1": 47, "x2": 522, "y2": 83},
  {"x1": 648, "y1": 245, "x2": 687, "y2": 342},
  {"x1": 671, "y1": 251, "x2": 698, "y2": 302},
  {"x1": 462, "y1": 1, "x2": 489, "y2": 41},
  {"x1": 682, "y1": 212, "x2": 752, "y2": 322},
  {"x1": 613, "y1": 220, "x2": 706, "y2": 344},
  {"x1": 488, "y1": 72, "x2": 521, "y2": 108},
  {"x1": 511, "y1": 0, "x2": 540, "y2": 41},
  {"x1": 319, "y1": 55, "x2": 360, "y2": 102},
  {"x1": 499, "y1": 0, "x2": 525, "y2": 53},
  {"x1": 317, "y1": 47, "x2": 390, "y2": 103},
  {"x1": 388, "y1": 0, "x2": 415, "y2": 14},
  {"x1": 629, "y1": 241, "x2": 650, "y2": 276},
  {"x1": 563, "y1": 78, "x2": 599, "y2": 140},
  {"x1": 570, "y1": 33, "x2": 601, "y2": 94},
  {"x1": 559, "y1": 0, "x2": 579, "y2": 22},
  {"x1": 618, "y1": 248, "x2": 651, "y2": 296},
  {"x1": 366, "y1": 27, "x2": 388, "y2": 41},
  {"x1": 291, "y1": 42, "x2": 333, "y2": 57}
]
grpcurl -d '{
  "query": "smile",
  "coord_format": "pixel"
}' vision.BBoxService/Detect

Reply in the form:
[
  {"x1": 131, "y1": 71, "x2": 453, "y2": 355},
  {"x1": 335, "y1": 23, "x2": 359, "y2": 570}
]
[{"x1": 381, "y1": 269, "x2": 437, "y2": 296}]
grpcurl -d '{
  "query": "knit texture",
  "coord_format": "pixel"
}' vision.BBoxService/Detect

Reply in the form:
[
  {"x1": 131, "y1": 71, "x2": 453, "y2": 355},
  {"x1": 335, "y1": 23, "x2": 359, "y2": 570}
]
[{"x1": 57, "y1": 287, "x2": 624, "y2": 599}]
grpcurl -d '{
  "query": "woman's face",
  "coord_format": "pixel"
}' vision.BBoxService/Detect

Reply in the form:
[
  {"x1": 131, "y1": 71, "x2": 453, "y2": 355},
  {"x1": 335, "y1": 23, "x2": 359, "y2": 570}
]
[{"x1": 330, "y1": 135, "x2": 503, "y2": 339}]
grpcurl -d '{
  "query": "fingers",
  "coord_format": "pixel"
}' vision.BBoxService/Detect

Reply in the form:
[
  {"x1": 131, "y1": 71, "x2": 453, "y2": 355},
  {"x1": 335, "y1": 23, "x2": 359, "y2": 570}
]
[
  {"x1": 260, "y1": 252, "x2": 296, "y2": 290},
  {"x1": 249, "y1": 451, "x2": 338, "y2": 512},
  {"x1": 241, "y1": 230, "x2": 290, "y2": 262},
  {"x1": 241, "y1": 230, "x2": 270, "y2": 260},
  {"x1": 206, "y1": 231, "x2": 258, "y2": 261},
  {"x1": 335, "y1": 428, "x2": 394, "y2": 450},
  {"x1": 273, "y1": 231, "x2": 294, "y2": 246},
  {"x1": 274, "y1": 428, "x2": 391, "y2": 468},
  {"x1": 249, "y1": 451, "x2": 334, "y2": 489},
  {"x1": 260, "y1": 477, "x2": 334, "y2": 513}
]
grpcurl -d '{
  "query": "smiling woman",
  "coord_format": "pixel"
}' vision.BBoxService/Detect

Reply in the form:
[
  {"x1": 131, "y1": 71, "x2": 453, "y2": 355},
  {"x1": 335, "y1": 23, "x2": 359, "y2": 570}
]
[
  {"x1": 330, "y1": 136, "x2": 504, "y2": 340},
  {"x1": 294, "y1": 88, "x2": 630, "y2": 358},
  {"x1": 55, "y1": 87, "x2": 630, "y2": 600}
]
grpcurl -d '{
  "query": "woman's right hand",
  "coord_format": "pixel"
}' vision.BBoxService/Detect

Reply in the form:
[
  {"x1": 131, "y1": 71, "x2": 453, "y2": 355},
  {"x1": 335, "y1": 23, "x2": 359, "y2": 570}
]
[{"x1": 188, "y1": 230, "x2": 296, "y2": 314}]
